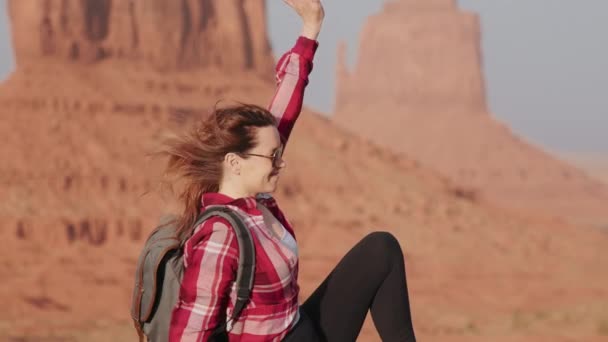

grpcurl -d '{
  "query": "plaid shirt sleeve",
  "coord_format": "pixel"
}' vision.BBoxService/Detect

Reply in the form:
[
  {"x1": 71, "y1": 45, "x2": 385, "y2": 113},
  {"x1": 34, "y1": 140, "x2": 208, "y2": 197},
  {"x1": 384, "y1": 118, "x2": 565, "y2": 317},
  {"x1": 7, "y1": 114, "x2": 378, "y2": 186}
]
[
  {"x1": 169, "y1": 217, "x2": 239, "y2": 342},
  {"x1": 267, "y1": 36, "x2": 319, "y2": 146}
]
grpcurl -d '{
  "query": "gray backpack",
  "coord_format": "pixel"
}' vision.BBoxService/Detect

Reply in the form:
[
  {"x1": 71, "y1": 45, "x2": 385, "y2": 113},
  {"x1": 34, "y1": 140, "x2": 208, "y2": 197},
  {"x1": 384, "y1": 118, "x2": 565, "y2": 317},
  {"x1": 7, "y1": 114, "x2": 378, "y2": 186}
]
[{"x1": 130, "y1": 207, "x2": 256, "y2": 342}]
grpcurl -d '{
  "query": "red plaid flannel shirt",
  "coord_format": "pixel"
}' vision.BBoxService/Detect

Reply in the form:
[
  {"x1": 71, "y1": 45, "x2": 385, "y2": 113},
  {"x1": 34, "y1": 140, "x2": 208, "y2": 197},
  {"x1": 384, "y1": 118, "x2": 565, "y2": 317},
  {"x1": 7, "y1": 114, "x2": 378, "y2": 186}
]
[{"x1": 169, "y1": 36, "x2": 318, "y2": 342}]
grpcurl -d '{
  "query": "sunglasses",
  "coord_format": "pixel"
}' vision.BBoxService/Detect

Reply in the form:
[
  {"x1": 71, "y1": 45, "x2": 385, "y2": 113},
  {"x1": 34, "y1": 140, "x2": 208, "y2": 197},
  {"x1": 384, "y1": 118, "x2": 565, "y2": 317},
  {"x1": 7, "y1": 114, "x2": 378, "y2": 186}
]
[{"x1": 239, "y1": 145, "x2": 284, "y2": 168}]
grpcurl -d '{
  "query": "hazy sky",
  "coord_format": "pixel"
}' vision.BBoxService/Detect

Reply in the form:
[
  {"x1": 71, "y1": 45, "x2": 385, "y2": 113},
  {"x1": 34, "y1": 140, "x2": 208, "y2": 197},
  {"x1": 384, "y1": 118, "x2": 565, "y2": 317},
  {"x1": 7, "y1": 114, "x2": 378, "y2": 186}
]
[{"x1": 0, "y1": 0, "x2": 606, "y2": 154}]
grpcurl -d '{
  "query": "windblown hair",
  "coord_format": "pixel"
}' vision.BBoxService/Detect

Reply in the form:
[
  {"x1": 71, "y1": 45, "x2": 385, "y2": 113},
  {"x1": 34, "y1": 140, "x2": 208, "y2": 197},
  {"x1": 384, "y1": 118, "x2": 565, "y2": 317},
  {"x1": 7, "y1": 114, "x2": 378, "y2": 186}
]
[{"x1": 159, "y1": 104, "x2": 277, "y2": 242}]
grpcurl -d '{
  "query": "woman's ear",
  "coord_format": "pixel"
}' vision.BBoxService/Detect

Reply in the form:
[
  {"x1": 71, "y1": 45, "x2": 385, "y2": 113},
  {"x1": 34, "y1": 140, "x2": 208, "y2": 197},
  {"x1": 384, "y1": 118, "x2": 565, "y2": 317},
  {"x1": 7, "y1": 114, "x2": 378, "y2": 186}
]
[{"x1": 224, "y1": 153, "x2": 241, "y2": 175}]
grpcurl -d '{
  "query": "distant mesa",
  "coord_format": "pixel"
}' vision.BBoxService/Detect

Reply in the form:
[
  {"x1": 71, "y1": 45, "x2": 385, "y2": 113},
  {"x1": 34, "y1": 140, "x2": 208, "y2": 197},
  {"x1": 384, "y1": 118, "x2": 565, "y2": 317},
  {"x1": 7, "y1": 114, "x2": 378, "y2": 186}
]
[
  {"x1": 1, "y1": 1, "x2": 607, "y2": 340},
  {"x1": 334, "y1": 0, "x2": 608, "y2": 226}
]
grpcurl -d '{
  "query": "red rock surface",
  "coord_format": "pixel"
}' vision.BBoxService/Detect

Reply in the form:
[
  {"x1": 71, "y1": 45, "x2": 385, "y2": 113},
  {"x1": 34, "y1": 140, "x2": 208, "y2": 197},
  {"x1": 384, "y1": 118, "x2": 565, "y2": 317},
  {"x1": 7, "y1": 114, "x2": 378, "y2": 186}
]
[
  {"x1": 1, "y1": 0, "x2": 607, "y2": 341},
  {"x1": 563, "y1": 153, "x2": 608, "y2": 186},
  {"x1": 334, "y1": 0, "x2": 608, "y2": 228},
  {"x1": 8, "y1": 0, "x2": 274, "y2": 75}
]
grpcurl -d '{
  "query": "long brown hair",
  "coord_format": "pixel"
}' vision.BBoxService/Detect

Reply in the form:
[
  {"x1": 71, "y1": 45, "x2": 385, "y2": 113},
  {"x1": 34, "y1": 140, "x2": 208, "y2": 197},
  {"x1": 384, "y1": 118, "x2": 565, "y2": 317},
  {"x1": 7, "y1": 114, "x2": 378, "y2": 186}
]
[{"x1": 159, "y1": 104, "x2": 277, "y2": 242}]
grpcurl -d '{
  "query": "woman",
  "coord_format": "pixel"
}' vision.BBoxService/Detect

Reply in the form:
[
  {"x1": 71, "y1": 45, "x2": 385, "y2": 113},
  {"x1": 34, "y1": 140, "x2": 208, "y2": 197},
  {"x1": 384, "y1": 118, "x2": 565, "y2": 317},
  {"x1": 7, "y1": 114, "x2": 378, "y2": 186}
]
[{"x1": 166, "y1": 0, "x2": 417, "y2": 341}]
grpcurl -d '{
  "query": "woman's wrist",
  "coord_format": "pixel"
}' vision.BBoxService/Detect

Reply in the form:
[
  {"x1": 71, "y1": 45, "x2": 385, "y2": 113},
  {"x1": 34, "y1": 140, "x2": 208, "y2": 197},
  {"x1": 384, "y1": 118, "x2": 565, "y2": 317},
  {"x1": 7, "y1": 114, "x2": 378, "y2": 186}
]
[{"x1": 301, "y1": 23, "x2": 322, "y2": 40}]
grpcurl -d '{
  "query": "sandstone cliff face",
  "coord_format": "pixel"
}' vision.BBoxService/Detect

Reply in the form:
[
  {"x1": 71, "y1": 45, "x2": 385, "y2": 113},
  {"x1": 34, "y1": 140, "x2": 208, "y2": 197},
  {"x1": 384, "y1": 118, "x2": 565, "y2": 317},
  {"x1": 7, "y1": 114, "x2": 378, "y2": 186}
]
[
  {"x1": 336, "y1": 0, "x2": 486, "y2": 115},
  {"x1": 8, "y1": 0, "x2": 273, "y2": 73},
  {"x1": 334, "y1": 0, "x2": 608, "y2": 226},
  {"x1": 1, "y1": 1, "x2": 607, "y2": 341}
]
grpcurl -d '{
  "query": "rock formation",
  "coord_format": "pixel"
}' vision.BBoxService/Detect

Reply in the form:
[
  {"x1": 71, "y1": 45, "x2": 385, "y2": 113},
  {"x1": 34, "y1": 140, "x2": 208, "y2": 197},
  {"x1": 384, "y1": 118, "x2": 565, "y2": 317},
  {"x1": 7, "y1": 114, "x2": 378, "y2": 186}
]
[
  {"x1": 8, "y1": 0, "x2": 273, "y2": 74},
  {"x1": 1, "y1": 0, "x2": 607, "y2": 341},
  {"x1": 336, "y1": 0, "x2": 486, "y2": 115},
  {"x1": 334, "y1": 0, "x2": 608, "y2": 226}
]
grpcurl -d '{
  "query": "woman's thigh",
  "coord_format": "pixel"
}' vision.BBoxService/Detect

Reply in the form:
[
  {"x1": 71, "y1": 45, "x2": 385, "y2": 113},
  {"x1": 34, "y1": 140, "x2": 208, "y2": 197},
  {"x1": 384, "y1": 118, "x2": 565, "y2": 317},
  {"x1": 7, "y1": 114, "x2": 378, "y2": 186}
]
[{"x1": 300, "y1": 232, "x2": 401, "y2": 341}]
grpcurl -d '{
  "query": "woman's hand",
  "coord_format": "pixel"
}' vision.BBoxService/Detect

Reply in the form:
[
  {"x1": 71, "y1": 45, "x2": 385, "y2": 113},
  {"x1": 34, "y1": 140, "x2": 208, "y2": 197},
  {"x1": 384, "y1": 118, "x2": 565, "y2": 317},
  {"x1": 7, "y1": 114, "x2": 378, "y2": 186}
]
[{"x1": 283, "y1": 0, "x2": 325, "y2": 40}]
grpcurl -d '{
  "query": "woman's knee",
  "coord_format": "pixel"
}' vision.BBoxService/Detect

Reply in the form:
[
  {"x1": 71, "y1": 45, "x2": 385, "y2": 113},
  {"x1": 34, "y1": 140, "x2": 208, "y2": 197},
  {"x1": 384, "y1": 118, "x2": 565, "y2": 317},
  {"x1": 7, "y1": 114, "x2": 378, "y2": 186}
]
[{"x1": 361, "y1": 231, "x2": 404, "y2": 262}]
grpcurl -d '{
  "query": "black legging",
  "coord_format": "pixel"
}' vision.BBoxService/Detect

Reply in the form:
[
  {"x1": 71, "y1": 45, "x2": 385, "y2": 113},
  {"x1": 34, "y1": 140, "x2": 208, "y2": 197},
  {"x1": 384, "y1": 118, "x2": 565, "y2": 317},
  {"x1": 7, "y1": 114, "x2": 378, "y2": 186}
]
[{"x1": 283, "y1": 232, "x2": 417, "y2": 342}]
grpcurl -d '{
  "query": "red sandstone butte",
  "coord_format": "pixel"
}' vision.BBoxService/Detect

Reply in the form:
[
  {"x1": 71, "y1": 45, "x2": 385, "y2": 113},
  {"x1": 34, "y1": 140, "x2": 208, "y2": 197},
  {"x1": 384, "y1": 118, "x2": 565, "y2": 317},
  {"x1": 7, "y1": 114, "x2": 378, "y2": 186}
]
[
  {"x1": 8, "y1": 0, "x2": 274, "y2": 75},
  {"x1": 334, "y1": 0, "x2": 608, "y2": 228},
  {"x1": 0, "y1": 1, "x2": 606, "y2": 341}
]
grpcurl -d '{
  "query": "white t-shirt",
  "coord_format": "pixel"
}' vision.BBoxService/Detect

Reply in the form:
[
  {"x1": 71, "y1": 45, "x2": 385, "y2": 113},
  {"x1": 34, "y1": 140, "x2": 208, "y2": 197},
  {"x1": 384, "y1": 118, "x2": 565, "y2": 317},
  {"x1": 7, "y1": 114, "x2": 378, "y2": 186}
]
[{"x1": 278, "y1": 222, "x2": 300, "y2": 327}]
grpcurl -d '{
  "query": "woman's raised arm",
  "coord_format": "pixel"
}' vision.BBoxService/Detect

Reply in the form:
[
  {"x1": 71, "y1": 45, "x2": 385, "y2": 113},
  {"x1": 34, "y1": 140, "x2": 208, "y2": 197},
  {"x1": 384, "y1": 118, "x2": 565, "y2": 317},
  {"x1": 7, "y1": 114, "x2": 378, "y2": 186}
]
[{"x1": 267, "y1": 0, "x2": 324, "y2": 147}]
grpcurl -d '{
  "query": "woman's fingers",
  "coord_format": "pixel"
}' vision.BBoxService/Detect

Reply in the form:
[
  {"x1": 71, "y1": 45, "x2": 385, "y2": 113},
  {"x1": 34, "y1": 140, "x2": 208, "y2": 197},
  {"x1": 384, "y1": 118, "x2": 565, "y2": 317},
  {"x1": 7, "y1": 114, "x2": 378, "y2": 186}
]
[
  {"x1": 282, "y1": 0, "x2": 324, "y2": 25},
  {"x1": 281, "y1": 0, "x2": 324, "y2": 40}
]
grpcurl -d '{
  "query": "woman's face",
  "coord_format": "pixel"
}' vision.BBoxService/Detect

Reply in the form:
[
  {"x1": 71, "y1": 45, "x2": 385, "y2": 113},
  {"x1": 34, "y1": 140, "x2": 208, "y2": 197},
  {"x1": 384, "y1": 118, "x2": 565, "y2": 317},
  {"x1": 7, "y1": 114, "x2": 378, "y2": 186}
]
[{"x1": 240, "y1": 125, "x2": 285, "y2": 195}]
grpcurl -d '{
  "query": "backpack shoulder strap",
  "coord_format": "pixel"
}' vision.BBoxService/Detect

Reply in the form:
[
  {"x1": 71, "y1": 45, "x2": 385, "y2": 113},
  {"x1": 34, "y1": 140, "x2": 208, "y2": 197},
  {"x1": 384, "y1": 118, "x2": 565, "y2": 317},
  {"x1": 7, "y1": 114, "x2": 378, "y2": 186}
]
[{"x1": 192, "y1": 206, "x2": 256, "y2": 331}]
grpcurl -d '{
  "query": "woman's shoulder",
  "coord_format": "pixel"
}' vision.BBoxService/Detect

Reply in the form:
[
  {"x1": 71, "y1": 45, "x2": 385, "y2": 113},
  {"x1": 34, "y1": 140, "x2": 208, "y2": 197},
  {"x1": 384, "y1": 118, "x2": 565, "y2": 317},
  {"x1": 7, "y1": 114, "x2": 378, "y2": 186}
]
[
  {"x1": 184, "y1": 215, "x2": 241, "y2": 269},
  {"x1": 188, "y1": 215, "x2": 236, "y2": 246}
]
